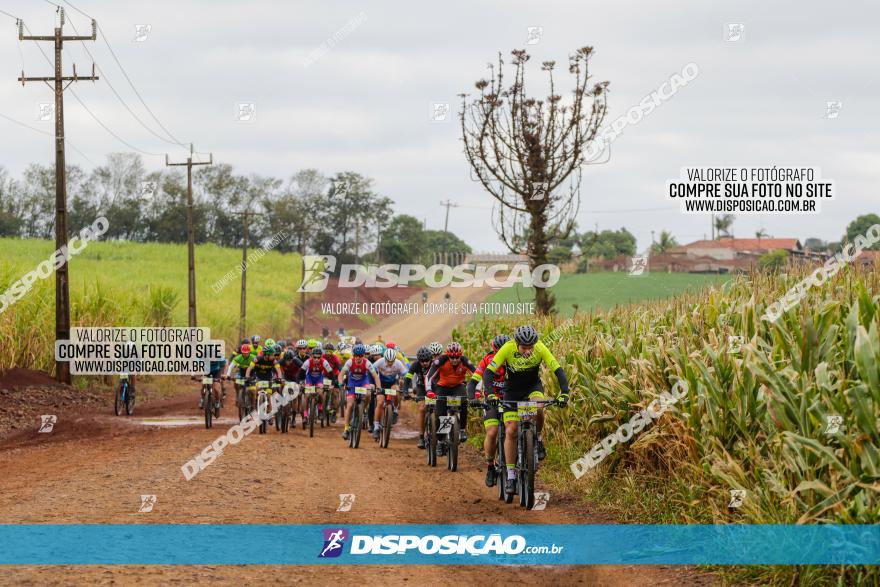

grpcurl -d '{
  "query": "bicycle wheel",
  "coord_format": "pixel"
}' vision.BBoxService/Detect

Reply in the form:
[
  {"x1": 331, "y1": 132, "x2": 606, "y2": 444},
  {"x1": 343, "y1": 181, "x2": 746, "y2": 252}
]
[
  {"x1": 427, "y1": 412, "x2": 437, "y2": 467},
  {"x1": 523, "y1": 430, "x2": 536, "y2": 509},
  {"x1": 280, "y1": 404, "x2": 289, "y2": 433},
  {"x1": 309, "y1": 395, "x2": 317, "y2": 438},
  {"x1": 204, "y1": 388, "x2": 212, "y2": 429},
  {"x1": 322, "y1": 389, "x2": 331, "y2": 427},
  {"x1": 353, "y1": 403, "x2": 364, "y2": 448},
  {"x1": 126, "y1": 386, "x2": 136, "y2": 416},
  {"x1": 213, "y1": 391, "x2": 220, "y2": 419},
  {"x1": 349, "y1": 401, "x2": 360, "y2": 448},
  {"x1": 380, "y1": 403, "x2": 392, "y2": 448},
  {"x1": 497, "y1": 425, "x2": 507, "y2": 501},
  {"x1": 518, "y1": 430, "x2": 529, "y2": 508},
  {"x1": 114, "y1": 383, "x2": 124, "y2": 416},
  {"x1": 448, "y1": 415, "x2": 459, "y2": 472},
  {"x1": 258, "y1": 393, "x2": 268, "y2": 434}
]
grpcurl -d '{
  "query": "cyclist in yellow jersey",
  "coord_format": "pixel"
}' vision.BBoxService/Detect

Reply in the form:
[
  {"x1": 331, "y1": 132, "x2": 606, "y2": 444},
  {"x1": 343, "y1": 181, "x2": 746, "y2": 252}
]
[{"x1": 484, "y1": 325, "x2": 570, "y2": 497}]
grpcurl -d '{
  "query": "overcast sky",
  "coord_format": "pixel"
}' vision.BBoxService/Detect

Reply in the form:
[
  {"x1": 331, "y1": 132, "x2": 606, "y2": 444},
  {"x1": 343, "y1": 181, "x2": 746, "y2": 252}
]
[{"x1": 1, "y1": 0, "x2": 878, "y2": 252}]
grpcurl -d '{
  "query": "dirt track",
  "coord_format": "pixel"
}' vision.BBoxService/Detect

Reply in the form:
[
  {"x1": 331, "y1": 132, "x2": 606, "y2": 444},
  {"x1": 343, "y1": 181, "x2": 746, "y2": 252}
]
[
  {"x1": 0, "y1": 386, "x2": 716, "y2": 586},
  {"x1": 355, "y1": 284, "x2": 499, "y2": 350}
]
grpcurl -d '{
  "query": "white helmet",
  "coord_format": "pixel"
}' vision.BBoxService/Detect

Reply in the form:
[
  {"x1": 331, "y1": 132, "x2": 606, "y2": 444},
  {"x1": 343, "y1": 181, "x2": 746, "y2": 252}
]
[
  {"x1": 369, "y1": 344, "x2": 383, "y2": 355},
  {"x1": 383, "y1": 348, "x2": 396, "y2": 362}
]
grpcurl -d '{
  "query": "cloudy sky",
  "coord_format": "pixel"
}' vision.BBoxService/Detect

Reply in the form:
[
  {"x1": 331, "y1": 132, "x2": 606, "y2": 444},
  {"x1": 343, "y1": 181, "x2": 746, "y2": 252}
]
[{"x1": 1, "y1": 0, "x2": 877, "y2": 252}]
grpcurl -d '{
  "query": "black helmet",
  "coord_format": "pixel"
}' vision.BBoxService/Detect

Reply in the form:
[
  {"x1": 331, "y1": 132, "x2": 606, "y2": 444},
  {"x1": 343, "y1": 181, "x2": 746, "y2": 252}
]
[
  {"x1": 513, "y1": 325, "x2": 539, "y2": 346},
  {"x1": 416, "y1": 346, "x2": 432, "y2": 361},
  {"x1": 492, "y1": 334, "x2": 510, "y2": 352},
  {"x1": 239, "y1": 338, "x2": 250, "y2": 346},
  {"x1": 324, "y1": 342, "x2": 336, "y2": 351}
]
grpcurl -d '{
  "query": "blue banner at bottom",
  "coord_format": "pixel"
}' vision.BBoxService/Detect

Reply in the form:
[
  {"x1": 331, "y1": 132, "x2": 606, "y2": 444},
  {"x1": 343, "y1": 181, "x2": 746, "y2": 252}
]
[{"x1": 0, "y1": 524, "x2": 877, "y2": 565}]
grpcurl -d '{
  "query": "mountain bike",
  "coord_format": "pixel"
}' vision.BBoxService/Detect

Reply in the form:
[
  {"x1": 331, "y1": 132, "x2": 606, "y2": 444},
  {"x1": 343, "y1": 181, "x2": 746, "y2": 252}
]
[
  {"x1": 279, "y1": 381, "x2": 300, "y2": 433},
  {"x1": 272, "y1": 379, "x2": 284, "y2": 431},
  {"x1": 255, "y1": 380, "x2": 271, "y2": 434},
  {"x1": 424, "y1": 393, "x2": 438, "y2": 466},
  {"x1": 503, "y1": 398, "x2": 559, "y2": 509},
  {"x1": 114, "y1": 374, "x2": 135, "y2": 416},
  {"x1": 234, "y1": 376, "x2": 248, "y2": 422},
  {"x1": 322, "y1": 378, "x2": 334, "y2": 427},
  {"x1": 303, "y1": 385, "x2": 322, "y2": 438},
  {"x1": 470, "y1": 394, "x2": 508, "y2": 501},
  {"x1": 200, "y1": 375, "x2": 219, "y2": 429},
  {"x1": 378, "y1": 386, "x2": 400, "y2": 448},
  {"x1": 348, "y1": 385, "x2": 372, "y2": 449}
]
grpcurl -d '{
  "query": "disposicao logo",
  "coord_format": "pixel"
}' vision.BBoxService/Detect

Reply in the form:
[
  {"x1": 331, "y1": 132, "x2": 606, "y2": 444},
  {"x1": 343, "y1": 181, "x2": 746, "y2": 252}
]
[{"x1": 319, "y1": 528, "x2": 349, "y2": 558}]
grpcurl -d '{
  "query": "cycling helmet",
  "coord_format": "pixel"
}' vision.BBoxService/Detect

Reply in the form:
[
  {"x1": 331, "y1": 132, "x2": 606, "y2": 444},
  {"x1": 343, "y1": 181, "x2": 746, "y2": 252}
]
[
  {"x1": 513, "y1": 325, "x2": 539, "y2": 346},
  {"x1": 239, "y1": 338, "x2": 250, "y2": 346},
  {"x1": 386, "y1": 341, "x2": 397, "y2": 349},
  {"x1": 446, "y1": 342, "x2": 463, "y2": 357},
  {"x1": 251, "y1": 335, "x2": 261, "y2": 344},
  {"x1": 492, "y1": 334, "x2": 511, "y2": 352},
  {"x1": 265, "y1": 338, "x2": 276, "y2": 348},
  {"x1": 324, "y1": 342, "x2": 336, "y2": 351},
  {"x1": 416, "y1": 346, "x2": 432, "y2": 361},
  {"x1": 383, "y1": 348, "x2": 397, "y2": 362},
  {"x1": 353, "y1": 343, "x2": 366, "y2": 356},
  {"x1": 295, "y1": 339, "x2": 308, "y2": 349},
  {"x1": 369, "y1": 344, "x2": 382, "y2": 356},
  {"x1": 240, "y1": 343, "x2": 252, "y2": 355},
  {"x1": 307, "y1": 338, "x2": 319, "y2": 348},
  {"x1": 277, "y1": 340, "x2": 287, "y2": 348},
  {"x1": 284, "y1": 349, "x2": 295, "y2": 361},
  {"x1": 311, "y1": 347, "x2": 323, "y2": 357},
  {"x1": 429, "y1": 341, "x2": 443, "y2": 356}
]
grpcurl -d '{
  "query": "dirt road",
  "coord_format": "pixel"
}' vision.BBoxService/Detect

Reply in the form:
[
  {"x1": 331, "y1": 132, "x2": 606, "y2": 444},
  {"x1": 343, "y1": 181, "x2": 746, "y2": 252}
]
[
  {"x1": 355, "y1": 285, "x2": 497, "y2": 350},
  {"x1": 0, "y1": 386, "x2": 715, "y2": 586}
]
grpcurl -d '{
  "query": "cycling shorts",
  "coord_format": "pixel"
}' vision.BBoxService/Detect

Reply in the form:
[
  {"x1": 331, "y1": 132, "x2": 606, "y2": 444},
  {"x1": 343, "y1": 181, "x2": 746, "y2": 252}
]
[
  {"x1": 304, "y1": 372, "x2": 325, "y2": 386},
  {"x1": 502, "y1": 380, "x2": 545, "y2": 423},
  {"x1": 345, "y1": 380, "x2": 371, "y2": 397}
]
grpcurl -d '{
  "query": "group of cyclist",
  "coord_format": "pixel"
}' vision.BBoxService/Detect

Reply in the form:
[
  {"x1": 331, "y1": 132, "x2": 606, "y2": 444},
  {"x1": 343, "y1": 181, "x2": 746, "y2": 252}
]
[{"x1": 209, "y1": 324, "x2": 570, "y2": 497}]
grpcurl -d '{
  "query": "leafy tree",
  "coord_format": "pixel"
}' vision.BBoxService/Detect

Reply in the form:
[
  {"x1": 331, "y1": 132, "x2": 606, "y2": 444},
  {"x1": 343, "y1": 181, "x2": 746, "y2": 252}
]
[
  {"x1": 651, "y1": 230, "x2": 678, "y2": 254},
  {"x1": 758, "y1": 249, "x2": 787, "y2": 272},
  {"x1": 804, "y1": 237, "x2": 827, "y2": 251},
  {"x1": 579, "y1": 228, "x2": 636, "y2": 259},
  {"x1": 714, "y1": 214, "x2": 735, "y2": 238},
  {"x1": 548, "y1": 245, "x2": 572, "y2": 265},
  {"x1": 843, "y1": 214, "x2": 880, "y2": 251}
]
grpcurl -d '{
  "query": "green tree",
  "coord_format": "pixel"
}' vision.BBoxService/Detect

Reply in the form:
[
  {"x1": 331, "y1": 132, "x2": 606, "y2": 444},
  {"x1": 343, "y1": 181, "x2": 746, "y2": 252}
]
[
  {"x1": 651, "y1": 230, "x2": 678, "y2": 254},
  {"x1": 843, "y1": 214, "x2": 880, "y2": 251},
  {"x1": 579, "y1": 228, "x2": 636, "y2": 259},
  {"x1": 758, "y1": 249, "x2": 787, "y2": 272},
  {"x1": 714, "y1": 214, "x2": 735, "y2": 238}
]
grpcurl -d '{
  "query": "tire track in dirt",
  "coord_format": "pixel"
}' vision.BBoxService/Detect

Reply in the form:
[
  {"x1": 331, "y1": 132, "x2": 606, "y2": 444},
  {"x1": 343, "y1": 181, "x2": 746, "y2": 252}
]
[{"x1": 0, "y1": 388, "x2": 717, "y2": 586}]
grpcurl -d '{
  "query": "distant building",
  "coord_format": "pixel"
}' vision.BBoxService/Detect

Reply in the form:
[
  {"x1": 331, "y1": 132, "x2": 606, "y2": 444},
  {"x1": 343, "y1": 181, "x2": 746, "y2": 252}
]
[
  {"x1": 465, "y1": 253, "x2": 530, "y2": 267},
  {"x1": 669, "y1": 238, "x2": 802, "y2": 261}
]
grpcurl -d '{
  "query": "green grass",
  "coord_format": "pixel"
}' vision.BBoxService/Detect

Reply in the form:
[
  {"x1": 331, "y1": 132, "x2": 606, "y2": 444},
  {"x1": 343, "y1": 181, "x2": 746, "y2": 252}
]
[
  {"x1": 0, "y1": 238, "x2": 301, "y2": 370},
  {"x1": 488, "y1": 271, "x2": 731, "y2": 315}
]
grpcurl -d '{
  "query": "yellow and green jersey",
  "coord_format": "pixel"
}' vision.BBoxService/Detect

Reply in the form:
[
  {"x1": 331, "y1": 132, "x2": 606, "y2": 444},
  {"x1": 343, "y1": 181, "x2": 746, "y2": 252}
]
[{"x1": 487, "y1": 340, "x2": 560, "y2": 385}]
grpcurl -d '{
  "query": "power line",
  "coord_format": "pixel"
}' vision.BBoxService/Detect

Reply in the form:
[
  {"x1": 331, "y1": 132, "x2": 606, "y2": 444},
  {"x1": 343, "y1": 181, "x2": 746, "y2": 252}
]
[
  {"x1": 21, "y1": 20, "x2": 164, "y2": 158},
  {"x1": 62, "y1": 0, "x2": 189, "y2": 147},
  {"x1": 0, "y1": 111, "x2": 99, "y2": 167},
  {"x1": 63, "y1": 16, "x2": 186, "y2": 148}
]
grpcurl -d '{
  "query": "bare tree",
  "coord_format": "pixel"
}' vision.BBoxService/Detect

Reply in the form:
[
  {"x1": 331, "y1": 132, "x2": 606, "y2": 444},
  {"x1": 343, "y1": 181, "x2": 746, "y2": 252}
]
[{"x1": 459, "y1": 47, "x2": 609, "y2": 313}]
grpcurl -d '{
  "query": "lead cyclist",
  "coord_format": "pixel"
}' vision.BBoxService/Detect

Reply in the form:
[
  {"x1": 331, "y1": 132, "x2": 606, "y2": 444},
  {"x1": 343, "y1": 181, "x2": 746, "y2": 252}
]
[{"x1": 483, "y1": 325, "x2": 570, "y2": 497}]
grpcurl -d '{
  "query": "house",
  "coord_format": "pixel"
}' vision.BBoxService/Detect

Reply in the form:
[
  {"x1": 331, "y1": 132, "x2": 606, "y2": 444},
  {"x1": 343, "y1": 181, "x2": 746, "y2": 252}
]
[{"x1": 669, "y1": 238, "x2": 802, "y2": 261}]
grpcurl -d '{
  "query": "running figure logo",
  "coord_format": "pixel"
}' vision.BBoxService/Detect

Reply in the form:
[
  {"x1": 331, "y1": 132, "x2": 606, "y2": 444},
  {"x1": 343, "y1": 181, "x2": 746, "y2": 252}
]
[
  {"x1": 38, "y1": 415, "x2": 57, "y2": 433},
  {"x1": 337, "y1": 494, "x2": 355, "y2": 512},
  {"x1": 138, "y1": 495, "x2": 157, "y2": 513},
  {"x1": 629, "y1": 256, "x2": 648, "y2": 276},
  {"x1": 319, "y1": 528, "x2": 349, "y2": 558},
  {"x1": 298, "y1": 255, "x2": 336, "y2": 293}
]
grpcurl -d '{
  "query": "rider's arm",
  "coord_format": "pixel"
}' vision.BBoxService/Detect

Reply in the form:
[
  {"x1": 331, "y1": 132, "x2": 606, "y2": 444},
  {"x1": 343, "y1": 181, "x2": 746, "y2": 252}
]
[
  {"x1": 274, "y1": 362, "x2": 283, "y2": 379},
  {"x1": 536, "y1": 342, "x2": 569, "y2": 394},
  {"x1": 338, "y1": 359, "x2": 351, "y2": 383},
  {"x1": 245, "y1": 360, "x2": 255, "y2": 378},
  {"x1": 424, "y1": 357, "x2": 444, "y2": 391}
]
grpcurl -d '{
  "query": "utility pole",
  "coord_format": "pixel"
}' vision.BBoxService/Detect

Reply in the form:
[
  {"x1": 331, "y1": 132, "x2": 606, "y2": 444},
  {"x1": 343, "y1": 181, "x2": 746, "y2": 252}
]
[
  {"x1": 234, "y1": 209, "x2": 260, "y2": 341},
  {"x1": 711, "y1": 213, "x2": 715, "y2": 240},
  {"x1": 166, "y1": 144, "x2": 212, "y2": 328},
  {"x1": 18, "y1": 9, "x2": 98, "y2": 384},
  {"x1": 440, "y1": 199, "x2": 458, "y2": 262}
]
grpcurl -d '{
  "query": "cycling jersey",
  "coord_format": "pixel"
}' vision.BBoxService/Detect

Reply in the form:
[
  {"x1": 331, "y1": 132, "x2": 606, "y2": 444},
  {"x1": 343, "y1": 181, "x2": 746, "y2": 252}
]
[
  {"x1": 279, "y1": 352, "x2": 305, "y2": 380},
  {"x1": 472, "y1": 351, "x2": 506, "y2": 395},
  {"x1": 487, "y1": 340, "x2": 559, "y2": 386},
  {"x1": 300, "y1": 357, "x2": 337, "y2": 385},
  {"x1": 403, "y1": 361, "x2": 431, "y2": 396},
  {"x1": 372, "y1": 358, "x2": 408, "y2": 384},
  {"x1": 425, "y1": 355, "x2": 476, "y2": 390},
  {"x1": 249, "y1": 354, "x2": 278, "y2": 380},
  {"x1": 340, "y1": 356, "x2": 378, "y2": 387},
  {"x1": 226, "y1": 352, "x2": 255, "y2": 376}
]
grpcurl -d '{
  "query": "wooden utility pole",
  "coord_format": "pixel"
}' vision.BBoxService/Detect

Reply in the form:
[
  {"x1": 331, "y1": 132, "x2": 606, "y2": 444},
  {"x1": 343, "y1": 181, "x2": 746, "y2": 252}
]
[
  {"x1": 18, "y1": 9, "x2": 98, "y2": 384},
  {"x1": 166, "y1": 144, "x2": 212, "y2": 327},
  {"x1": 439, "y1": 199, "x2": 459, "y2": 263},
  {"x1": 234, "y1": 209, "x2": 260, "y2": 341}
]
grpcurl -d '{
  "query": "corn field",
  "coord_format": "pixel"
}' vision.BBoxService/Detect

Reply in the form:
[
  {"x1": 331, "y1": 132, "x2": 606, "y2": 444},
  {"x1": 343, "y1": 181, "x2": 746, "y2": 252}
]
[{"x1": 455, "y1": 264, "x2": 879, "y2": 585}]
